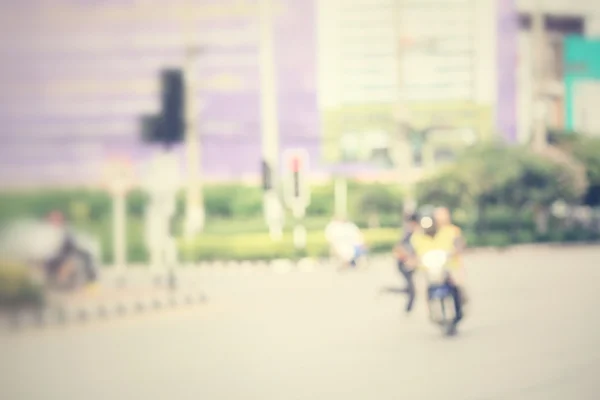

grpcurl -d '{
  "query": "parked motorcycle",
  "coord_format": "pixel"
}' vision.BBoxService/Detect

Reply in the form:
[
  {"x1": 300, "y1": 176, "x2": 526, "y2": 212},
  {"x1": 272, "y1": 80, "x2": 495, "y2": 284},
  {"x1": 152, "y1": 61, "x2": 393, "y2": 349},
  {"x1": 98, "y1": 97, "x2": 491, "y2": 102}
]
[{"x1": 421, "y1": 249, "x2": 463, "y2": 336}]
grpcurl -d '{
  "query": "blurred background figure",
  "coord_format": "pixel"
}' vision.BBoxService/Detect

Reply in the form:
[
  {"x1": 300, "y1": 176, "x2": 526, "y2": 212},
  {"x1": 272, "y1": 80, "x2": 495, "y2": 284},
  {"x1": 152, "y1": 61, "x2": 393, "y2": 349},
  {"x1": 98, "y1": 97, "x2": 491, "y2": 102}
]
[
  {"x1": 0, "y1": 212, "x2": 100, "y2": 293},
  {"x1": 43, "y1": 210, "x2": 99, "y2": 291},
  {"x1": 325, "y1": 215, "x2": 366, "y2": 270}
]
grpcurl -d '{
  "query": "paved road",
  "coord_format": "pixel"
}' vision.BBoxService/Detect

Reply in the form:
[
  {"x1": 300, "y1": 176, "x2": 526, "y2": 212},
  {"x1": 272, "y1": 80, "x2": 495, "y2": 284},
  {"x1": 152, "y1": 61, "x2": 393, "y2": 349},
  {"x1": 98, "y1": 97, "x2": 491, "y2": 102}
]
[{"x1": 1, "y1": 246, "x2": 600, "y2": 400}]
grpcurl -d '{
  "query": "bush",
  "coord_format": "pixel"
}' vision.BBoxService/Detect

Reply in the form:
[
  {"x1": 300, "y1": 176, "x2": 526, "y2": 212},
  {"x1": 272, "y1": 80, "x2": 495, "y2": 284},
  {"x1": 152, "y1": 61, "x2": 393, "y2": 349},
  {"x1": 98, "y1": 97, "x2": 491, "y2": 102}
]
[
  {"x1": 306, "y1": 184, "x2": 335, "y2": 217},
  {"x1": 416, "y1": 143, "x2": 584, "y2": 234},
  {"x1": 0, "y1": 261, "x2": 44, "y2": 307},
  {"x1": 177, "y1": 228, "x2": 400, "y2": 262},
  {"x1": 127, "y1": 189, "x2": 149, "y2": 219}
]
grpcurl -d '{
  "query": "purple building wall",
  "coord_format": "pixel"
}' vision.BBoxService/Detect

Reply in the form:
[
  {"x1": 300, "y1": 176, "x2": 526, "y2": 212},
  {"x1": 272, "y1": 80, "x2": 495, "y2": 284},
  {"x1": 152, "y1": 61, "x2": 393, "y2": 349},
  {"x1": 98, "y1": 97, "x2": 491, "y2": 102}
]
[
  {"x1": 496, "y1": 0, "x2": 519, "y2": 142},
  {"x1": 0, "y1": 0, "x2": 322, "y2": 187},
  {"x1": 0, "y1": 0, "x2": 520, "y2": 188}
]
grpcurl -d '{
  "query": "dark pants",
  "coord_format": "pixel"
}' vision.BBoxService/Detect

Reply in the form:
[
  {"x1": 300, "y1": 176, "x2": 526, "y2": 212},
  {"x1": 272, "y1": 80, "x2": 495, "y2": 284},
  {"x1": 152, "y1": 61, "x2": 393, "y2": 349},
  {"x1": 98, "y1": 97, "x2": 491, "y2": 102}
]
[
  {"x1": 46, "y1": 235, "x2": 98, "y2": 283},
  {"x1": 427, "y1": 284, "x2": 464, "y2": 324},
  {"x1": 398, "y1": 262, "x2": 416, "y2": 312},
  {"x1": 452, "y1": 286, "x2": 464, "y2": 323}
]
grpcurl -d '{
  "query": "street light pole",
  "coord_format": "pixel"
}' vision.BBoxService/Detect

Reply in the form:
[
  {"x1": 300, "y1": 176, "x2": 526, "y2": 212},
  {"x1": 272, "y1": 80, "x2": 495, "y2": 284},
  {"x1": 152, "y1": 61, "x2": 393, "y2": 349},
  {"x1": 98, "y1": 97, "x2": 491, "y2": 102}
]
[
  {"x1": 258, "y1": 0, "x2": 283, "y2": 239},
  {"x1": 184, "y1": 46, "x2": 205, "y2": 236},
  {"x1": 259, "y1": 0, "x2": 279, "y2": 173},
  {"x1": 395, "y1": 1, "x2": 417, "y2": 216},
  {"x1": 183, "y1": 2, "x2": 205, "y2": 238},
  {"x1": 531, "y1": 0, "x2": 547, "y2": 152}
]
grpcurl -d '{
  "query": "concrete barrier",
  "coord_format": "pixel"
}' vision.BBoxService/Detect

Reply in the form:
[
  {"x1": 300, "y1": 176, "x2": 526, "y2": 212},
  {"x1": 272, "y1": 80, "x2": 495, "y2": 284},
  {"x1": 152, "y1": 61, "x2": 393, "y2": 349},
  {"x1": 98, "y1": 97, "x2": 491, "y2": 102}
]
[{"x1": 0, "y1": 290, "x2": 208, "y2": 333}]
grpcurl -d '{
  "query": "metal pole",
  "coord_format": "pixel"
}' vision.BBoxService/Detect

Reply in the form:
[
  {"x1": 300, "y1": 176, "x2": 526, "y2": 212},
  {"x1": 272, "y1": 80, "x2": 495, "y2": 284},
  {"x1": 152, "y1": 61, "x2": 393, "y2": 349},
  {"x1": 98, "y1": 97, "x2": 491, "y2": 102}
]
[
  {"x1": 183, "y1": 4, "x2": 205, "y2": 236},
  {"x1": 395, "y1": 0, "x2": 418, "y2": 214},
  {"x1": 113, "y1": 190, "x2": 127, "y2": 270},
  {"x1": 531, "y1": 1, "x2": 547, "y2": 151},
  {"x1": 258, "y1": 0, "x2": 282, "y2": 238},
  {"x1": 259, "y1": 0, "x2": 279, "y2": 173},
  {"x1": 292, "y1": 203, "x2": 307, "y2": 251}
]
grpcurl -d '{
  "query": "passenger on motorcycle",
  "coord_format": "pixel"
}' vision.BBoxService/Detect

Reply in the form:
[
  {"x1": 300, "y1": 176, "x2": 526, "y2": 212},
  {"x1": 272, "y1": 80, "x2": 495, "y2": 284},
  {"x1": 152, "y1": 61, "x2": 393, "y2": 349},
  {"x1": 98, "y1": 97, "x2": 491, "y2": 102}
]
[
  {"x1": 433, "y1": 207, "x2": 468, "y2": 305},
  {"x1": 408, "y1": 208, "x2": 467, "y2": 317}
]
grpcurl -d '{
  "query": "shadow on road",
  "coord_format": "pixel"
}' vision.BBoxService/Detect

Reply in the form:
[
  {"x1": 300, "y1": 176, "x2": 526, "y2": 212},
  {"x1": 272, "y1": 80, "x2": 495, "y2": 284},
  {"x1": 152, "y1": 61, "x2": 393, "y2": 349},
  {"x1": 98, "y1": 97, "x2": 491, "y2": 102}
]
[{"x1": 378, "y1": 286, "x2": 410, "y2": 295}]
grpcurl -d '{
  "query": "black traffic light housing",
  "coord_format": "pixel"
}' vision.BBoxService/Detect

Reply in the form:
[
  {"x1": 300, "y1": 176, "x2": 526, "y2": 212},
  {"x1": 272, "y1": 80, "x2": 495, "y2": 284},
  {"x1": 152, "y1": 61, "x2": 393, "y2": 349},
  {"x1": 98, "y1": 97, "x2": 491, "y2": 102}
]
[
  {"x1": 140, "y1": 69, "x2": 186, "y2": 149},
  {"x1": 261, "y1": 159, "x2": 273, "y2": 191}
]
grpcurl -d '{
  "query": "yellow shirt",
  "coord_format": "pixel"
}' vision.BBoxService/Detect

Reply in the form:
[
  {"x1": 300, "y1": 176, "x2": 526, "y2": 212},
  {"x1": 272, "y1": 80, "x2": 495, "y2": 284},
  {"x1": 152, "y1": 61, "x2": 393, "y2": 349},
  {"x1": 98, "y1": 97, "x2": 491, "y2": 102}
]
[{"x1": 410, "y1": 225, "x2": 463, "y2": 270}]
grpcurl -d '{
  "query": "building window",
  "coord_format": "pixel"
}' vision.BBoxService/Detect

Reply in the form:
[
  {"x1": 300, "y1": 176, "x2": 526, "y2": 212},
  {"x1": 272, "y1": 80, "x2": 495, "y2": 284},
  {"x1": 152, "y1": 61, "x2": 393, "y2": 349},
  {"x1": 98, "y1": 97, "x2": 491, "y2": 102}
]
[
  {"x1": 517, "y1": 14, "x2": 584, "y2": 34},
  {"x1": 547, "y1": 34, "x2": 564, "y2": 81},
  {"x1": 518, "y1": 13, "x2": 584, "y2": 83}
]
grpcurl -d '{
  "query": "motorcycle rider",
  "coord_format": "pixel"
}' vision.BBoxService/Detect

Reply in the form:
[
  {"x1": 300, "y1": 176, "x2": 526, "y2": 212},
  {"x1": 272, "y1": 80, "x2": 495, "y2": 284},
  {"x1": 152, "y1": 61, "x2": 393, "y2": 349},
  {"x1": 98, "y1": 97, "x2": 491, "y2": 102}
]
[{"x1": 408, "y1": 207, "x2": 465, "y2": 323}]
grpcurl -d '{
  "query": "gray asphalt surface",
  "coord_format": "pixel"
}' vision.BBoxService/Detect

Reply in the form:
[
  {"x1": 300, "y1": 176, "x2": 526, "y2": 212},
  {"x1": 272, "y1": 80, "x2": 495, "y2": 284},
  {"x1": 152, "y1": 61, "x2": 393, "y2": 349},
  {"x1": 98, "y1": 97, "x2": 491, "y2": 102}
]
[{"x1": 1, "y1": 246, "x2": 600, "y2": 400}]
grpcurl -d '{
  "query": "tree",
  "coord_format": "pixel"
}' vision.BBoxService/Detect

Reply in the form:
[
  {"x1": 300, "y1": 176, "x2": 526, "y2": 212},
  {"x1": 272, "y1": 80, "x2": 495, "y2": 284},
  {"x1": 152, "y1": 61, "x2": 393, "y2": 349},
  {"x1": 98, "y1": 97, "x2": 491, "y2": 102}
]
[
  {"x1": 416, "y1": 142, "x2": 585, "y2": 234},
  {"x1": 356, "y1": 185, "x2": 402, "y2": 228},
  {"x1": 570, "y1": 137, "x2": 600, "y2": 206}
]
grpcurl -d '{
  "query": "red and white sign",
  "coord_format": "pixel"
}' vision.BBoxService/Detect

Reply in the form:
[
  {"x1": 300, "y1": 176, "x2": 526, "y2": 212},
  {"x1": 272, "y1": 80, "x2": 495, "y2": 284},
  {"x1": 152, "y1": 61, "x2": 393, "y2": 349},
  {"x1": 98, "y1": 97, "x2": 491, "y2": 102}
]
[
  {"x1": 283, "y1": 148, "x2": 309, "y2": 173},
  {"x1": 282, "y1": 148, "x2": 311, "y2": 210}
]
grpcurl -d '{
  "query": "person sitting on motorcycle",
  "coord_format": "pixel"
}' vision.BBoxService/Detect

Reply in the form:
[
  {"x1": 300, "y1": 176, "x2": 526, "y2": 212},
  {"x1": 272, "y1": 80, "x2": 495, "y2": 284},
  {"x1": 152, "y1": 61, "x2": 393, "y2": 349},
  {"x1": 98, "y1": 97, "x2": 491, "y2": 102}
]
[
  {"x1": 408, "y1": 208, "x2": 465, "y2": 321},
  {"x1": 45, "y1": 211, "x2": 98, "y2": 289}
]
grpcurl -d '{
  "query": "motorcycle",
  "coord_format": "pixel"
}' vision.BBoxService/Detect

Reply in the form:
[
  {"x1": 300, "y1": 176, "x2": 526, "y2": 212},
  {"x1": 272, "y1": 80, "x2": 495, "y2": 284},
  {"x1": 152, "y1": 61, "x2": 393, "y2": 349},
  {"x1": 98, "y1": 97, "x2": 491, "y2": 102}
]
[{"x1": 421, "y1": 249, "x2": 463, "y2": 336}]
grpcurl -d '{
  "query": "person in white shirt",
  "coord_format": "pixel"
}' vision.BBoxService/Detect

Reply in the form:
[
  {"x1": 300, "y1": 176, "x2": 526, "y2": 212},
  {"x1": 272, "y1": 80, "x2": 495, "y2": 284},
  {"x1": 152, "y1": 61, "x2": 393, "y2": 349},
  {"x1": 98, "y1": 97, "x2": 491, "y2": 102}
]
[{"x1": 325, "y1": 216, "x2": 366, "y2": 269}]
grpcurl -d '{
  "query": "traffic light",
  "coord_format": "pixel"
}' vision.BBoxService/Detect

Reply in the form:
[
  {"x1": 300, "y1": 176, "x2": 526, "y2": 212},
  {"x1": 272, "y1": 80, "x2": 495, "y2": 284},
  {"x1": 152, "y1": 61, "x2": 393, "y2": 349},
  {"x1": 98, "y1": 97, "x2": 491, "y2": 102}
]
[
  {"x1": 140, "y1": 114, "x2": 163, "y2": 143},
  {"x1": 261, "y1": 159, "x2": 273, "y2": 191},
  {"x1": 291, "y1": 155, "x2": 301, "y2": 198},
  {"x1": 283, "y1": 149, "x2": 310, "y2": 208},
  {"x1": 139, "y1": 69, "x2": 185, "y2": 149},
  {"x1": 161, "y1": 69, "x2": 185, "y2": 142}
]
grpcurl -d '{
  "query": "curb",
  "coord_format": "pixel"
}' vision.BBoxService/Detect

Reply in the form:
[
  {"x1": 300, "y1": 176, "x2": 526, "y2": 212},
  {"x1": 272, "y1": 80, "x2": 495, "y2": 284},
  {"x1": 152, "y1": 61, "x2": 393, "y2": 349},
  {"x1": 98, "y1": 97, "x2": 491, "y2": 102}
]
[
  {"x1": 464, "y1": 241, "x2": 600, "y2": 254},
  {"x1": 0, "y1": 291, "x2": 208, "y2": 333},
  {"x1": 107, "y1": 256, "x2": 387, "y2": 272},
  {"x1": 101, "y1": 256, "x2": 392, "y2": 284},
  {"x1": 112, "y1": 242, "x2": 600, "y2": 269}
]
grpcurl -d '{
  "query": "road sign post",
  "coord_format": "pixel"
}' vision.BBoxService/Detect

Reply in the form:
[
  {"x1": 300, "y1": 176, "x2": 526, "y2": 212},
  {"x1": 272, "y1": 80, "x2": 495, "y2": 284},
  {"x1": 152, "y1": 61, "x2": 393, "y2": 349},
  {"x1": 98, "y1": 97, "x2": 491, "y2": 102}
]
[
  {"x1": 264, "y1": 190, "x2": 284, "y2": 241},
  {"x1": 283, "y1": 149, "x2": 311, "y2": 250},
  {"x1": 261, "y1": 159, "x2": 285, "y2": 241},
  {"x1": 103, "y1": 158, "x2": 134, "y2": 273},
  {"x1": 142, "y1": 152, "x2": 180, "y2": 279}
]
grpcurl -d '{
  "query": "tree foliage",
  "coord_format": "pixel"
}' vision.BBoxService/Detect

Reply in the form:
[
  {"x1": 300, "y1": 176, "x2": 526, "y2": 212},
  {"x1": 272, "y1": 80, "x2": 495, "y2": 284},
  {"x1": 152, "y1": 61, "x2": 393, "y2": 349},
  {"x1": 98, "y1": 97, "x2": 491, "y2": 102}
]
[
  {"x1": 356, "y1": 184, "x2": 402, "y2": 216},
  {"x1": 416, "y1": 142, "x2": 586, "y2": 212},
  {"x1": 549, "y1": 132, "x2": 600, "y2": 206}
]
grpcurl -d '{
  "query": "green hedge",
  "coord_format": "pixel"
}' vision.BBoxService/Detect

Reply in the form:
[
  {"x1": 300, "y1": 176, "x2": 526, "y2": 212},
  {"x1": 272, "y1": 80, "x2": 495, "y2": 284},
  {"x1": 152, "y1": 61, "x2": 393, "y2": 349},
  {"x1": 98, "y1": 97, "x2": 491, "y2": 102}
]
[
  {"x1": 0, "y1": 181, "x2": 405, "y2": 226},
  {"x1": 176, "y1": 225, "x2": 599, "y2": 262},
  {"x1": 177, "y1": 228, "x2": 401, "y2": 262},
  {"x1": 0, "y1": 261, "x2": 45, "y2": 307},
  {"x1": 2, "y1": 192, "x2": 598, "y2": 263}
]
